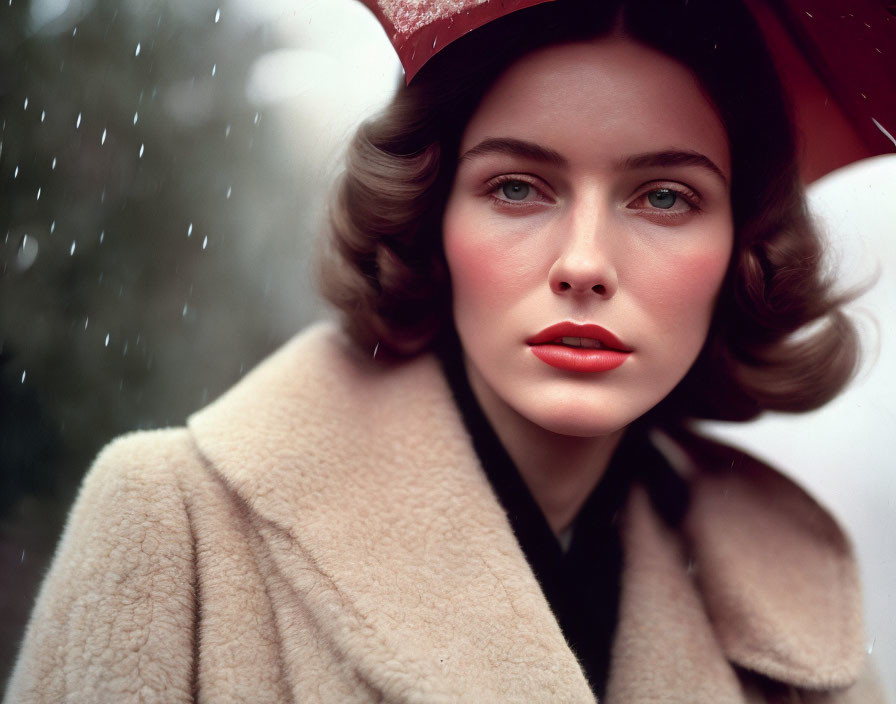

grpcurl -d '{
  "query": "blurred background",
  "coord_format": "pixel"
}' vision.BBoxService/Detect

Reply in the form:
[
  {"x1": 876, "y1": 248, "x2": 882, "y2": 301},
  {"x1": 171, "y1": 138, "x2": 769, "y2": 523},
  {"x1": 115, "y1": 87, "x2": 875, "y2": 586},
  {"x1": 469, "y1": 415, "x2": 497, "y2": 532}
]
[{"x1": 1, "y1": 0, "x2": 893, "y2": 695}]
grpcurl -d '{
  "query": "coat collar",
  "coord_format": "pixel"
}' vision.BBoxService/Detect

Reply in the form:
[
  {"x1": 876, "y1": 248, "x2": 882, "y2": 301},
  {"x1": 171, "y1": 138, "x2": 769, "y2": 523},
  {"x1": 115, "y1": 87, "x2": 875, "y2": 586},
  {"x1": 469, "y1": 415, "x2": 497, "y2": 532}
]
[
  {"x1": 188, "y1": 322, "x2": 866, "y2": 700},
  {"x1": 668, "y1": 429, "x2": 867, "y2": 689}
]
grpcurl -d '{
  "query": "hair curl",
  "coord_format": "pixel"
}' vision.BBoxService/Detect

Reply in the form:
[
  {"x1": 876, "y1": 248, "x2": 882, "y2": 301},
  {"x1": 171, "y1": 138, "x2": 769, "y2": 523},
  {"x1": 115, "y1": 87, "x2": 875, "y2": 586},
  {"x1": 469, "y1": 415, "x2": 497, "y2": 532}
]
[{"x1": 317, "y1": 0, "x2": 859, "y2": 422}]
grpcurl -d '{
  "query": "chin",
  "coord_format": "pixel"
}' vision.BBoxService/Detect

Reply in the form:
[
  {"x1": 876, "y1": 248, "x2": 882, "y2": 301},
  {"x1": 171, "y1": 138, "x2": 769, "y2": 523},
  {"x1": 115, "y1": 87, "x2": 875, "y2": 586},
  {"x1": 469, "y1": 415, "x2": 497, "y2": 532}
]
[{"x1": 520, "y1": 401, "x2": 636, "y2": 439}]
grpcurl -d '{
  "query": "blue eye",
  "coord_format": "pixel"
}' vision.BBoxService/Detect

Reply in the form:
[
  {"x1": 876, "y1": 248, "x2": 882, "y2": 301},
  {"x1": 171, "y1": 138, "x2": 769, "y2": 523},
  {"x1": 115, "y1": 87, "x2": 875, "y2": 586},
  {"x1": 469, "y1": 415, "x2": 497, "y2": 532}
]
[
  {"x1": 647, "y1": 189, "x2": 677, "y2": 209},
  {"x1": 501, "y1": 181, "x2": 530, "y2": 201}
]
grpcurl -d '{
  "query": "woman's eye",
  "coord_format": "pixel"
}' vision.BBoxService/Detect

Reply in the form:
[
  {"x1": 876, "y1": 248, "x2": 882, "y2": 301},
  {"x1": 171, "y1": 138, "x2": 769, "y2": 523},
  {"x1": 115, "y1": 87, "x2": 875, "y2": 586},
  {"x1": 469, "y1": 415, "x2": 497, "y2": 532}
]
[
  {"x1": 499, "y1": 180, "x2": 531, "y2": 201},
  {"x1": 647, "y1": 188, "x2": 677, "y2": 209},
  {"x1": 628, "y1": 184, "x2": 699, "y2": 215},
  {"x1": 502, "y1": 180, "x2": 530, "y2": 201},
  {"x1": 484, "y1": 176, "x2": 551, "y2": 208}
]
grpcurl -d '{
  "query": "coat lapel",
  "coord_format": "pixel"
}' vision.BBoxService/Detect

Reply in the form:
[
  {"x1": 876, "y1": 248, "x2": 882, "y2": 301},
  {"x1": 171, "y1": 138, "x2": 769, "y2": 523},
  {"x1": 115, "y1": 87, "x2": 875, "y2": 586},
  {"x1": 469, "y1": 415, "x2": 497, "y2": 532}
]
[
  {"x1": 188, "y1": 323, "x2": 595, "y2": 701},
  {"x1": 188, "y1": 323, "x2": 866, "y2": 702},
  {"x1": 676, "y1": 432, "x2": 867, "y2": 690}
]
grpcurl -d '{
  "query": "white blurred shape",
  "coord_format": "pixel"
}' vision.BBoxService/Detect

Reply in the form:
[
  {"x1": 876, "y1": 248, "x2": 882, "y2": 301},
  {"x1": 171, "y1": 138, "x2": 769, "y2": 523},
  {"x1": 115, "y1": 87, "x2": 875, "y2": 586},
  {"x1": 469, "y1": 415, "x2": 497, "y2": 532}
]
[
  {"x1": 28, "y1": 0, "x2": 94, "y2": 35},
  {"x1": 246, "y1": 49, "x2": 337, "y2": 106},
  {"x1": 28, "y1": 0, "x2": 70, "y2": 32},
  {"x1": 241, "y1": 0, "x2": 398, "y2": 172},
  {"x1": 229, "y1": 0, "x2": 296, "y2": 27}
]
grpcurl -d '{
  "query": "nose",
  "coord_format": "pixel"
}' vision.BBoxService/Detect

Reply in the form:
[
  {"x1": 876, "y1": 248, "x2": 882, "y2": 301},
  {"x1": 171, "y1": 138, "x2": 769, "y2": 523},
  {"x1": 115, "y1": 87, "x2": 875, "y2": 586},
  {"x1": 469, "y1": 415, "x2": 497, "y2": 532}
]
[{"x1": 548, "y1": 203, "x2": 618, "y2": 298}]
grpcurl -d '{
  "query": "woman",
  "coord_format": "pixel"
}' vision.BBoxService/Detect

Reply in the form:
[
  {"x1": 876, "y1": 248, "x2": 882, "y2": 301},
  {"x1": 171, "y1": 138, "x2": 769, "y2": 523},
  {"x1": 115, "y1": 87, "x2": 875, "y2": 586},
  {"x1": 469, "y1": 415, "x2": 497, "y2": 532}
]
[{"x1": 6, "y1": 0, "x2": 885, "y2": 701}]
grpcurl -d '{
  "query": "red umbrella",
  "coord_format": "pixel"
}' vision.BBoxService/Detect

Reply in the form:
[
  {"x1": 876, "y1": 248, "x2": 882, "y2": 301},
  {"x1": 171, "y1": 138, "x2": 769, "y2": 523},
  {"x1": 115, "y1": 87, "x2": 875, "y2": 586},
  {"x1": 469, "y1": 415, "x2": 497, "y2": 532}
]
[
  {"x1": 748, "y1": 0, "x2": 895, "y2": 181},
  {"x1": 360, "y1": 0, "x2": 895, "y2": 182}
]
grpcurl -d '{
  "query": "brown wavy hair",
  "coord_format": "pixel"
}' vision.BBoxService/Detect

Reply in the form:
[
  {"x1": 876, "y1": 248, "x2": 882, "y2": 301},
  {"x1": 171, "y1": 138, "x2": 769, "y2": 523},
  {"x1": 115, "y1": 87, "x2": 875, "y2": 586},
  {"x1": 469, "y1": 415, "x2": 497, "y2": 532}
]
[{"x1": 317, "y1": 0, "x2": 860, "y2": 423}]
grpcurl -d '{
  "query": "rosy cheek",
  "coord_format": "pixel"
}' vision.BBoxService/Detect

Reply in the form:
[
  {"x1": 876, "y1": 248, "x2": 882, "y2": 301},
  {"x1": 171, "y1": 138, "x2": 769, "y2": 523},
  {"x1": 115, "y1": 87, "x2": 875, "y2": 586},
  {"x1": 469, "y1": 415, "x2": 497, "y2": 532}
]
[
  {"x1": 444, "y1": 211, "x2": 531, "y2": 306},
  {"x1": 640, "y1": 244, "x2": 731, "y2": 337},
  {"x1": 673, "y1": 249, "x2": 730, "y2": 302},
  {"x1": 445, "y1": 233, "x2": 492, "y2": 288}
]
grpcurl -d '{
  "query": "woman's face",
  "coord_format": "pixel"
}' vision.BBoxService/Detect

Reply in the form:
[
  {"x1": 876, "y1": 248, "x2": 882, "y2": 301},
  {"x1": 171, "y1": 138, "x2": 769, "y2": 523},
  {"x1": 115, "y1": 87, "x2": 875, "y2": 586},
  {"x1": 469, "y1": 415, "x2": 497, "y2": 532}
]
[{"x1": 442, "y1": 36, "x2": 733, "y2": 437}]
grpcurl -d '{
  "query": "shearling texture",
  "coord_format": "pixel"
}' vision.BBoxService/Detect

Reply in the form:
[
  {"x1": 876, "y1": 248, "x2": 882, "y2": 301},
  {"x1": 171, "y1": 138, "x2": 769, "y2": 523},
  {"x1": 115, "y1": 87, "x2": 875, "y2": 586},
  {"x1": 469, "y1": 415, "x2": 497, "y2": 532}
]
[{"x1": 5, "y1": 323, "x2": 885, "y2": 703}]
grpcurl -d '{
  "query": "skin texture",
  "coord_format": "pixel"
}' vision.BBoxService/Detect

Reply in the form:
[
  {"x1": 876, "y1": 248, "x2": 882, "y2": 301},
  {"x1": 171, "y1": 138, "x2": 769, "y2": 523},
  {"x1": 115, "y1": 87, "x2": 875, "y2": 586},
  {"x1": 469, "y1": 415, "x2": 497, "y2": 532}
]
[{"x1": 442, "y1": 37, "x2": 734, "y2": 533}]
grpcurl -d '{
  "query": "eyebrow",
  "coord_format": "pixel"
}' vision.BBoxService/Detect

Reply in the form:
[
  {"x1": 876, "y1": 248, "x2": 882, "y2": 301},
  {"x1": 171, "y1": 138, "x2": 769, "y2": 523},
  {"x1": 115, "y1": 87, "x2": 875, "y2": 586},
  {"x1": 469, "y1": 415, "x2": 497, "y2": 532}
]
[
  {"x1": 620, "y1": 150, "x2": 728, "y2": 186},
  {"x1": 459, "y1": 137, "x2": 567, "y2": 166},
  {"x1": 459, "y1": 139, "x2": 728, "y2": 186}
]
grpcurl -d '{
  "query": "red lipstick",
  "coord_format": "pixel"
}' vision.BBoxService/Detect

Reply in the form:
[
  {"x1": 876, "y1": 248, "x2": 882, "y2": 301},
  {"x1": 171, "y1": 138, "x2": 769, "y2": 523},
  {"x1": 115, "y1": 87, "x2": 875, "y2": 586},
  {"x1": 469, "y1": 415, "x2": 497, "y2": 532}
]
[{"x1": 527, "y1": 322, "x2": 631, "y2": 373}]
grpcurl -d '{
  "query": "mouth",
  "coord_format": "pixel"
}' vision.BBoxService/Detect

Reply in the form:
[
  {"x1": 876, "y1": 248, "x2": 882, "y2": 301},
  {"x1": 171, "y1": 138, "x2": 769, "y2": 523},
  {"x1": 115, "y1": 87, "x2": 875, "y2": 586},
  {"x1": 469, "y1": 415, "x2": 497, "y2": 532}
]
[
  {"x1": 526, "y1": 322, "x2": 632, "y2": 373},
  {"x1": 526, "y1": 322, "x2": 631, "y2": 352},
  {"x1": 546, "y1": 336, "x2": 613, "y2": 350}
]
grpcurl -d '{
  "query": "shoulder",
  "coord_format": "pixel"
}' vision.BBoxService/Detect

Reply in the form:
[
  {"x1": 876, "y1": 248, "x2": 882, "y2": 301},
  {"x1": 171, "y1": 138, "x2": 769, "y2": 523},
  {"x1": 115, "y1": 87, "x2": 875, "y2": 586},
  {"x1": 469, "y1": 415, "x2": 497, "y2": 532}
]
[
  {"x1": 6, "y1": 428, "x2": 202, "y2": 703},
  {"x1": 52, "y1": 427, "x2": 205, "y2": 577},
  {"x1": 67, "y1": 426, "x2": 211, "y2": 530},
  {"x1": 46, "y1": 424, "x2": 230, "y2": 596},
  {"x1": 656, "y1": 427, "x2": 868, "y2": 691},
  {"x1": 83, "y1": 426, "x2": 203, "y2": 489}
]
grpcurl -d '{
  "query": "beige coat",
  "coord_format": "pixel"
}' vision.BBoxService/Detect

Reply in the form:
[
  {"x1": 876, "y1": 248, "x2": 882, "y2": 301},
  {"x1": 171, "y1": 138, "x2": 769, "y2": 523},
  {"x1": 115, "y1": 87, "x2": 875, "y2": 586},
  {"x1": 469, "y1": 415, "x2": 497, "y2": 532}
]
[{"x1": 5, "y1": 323, "x2": 884, "y2": 703}]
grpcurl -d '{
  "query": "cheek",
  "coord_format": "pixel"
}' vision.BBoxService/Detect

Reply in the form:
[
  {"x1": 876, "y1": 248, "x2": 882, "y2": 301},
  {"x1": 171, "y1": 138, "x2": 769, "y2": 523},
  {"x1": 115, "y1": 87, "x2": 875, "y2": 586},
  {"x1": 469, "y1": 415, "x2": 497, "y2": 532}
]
[
  {"x1": 675, "y1": 248, "x2": 730, "y2": 301},
  {"x1": 641, "y1": 242, "x2": 732, "y2": 336},
  {"x1": 444, "y1": 235, "x2": 494, "y2": 298},
  {"x1": 443, "y1": 206, "x2": 532, "y2": 311}
]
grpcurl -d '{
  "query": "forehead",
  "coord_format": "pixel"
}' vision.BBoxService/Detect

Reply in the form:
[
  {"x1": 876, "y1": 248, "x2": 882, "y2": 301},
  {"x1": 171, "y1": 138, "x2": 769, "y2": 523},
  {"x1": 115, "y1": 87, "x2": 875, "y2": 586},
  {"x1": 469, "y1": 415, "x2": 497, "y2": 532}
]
[{"x1": 460, "y1": 36, "x2": 731, "y2": 177}]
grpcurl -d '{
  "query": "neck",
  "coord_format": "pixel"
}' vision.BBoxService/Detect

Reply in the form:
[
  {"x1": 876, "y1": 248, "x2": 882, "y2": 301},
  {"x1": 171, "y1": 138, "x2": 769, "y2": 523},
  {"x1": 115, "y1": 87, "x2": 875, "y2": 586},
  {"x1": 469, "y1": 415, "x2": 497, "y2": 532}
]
[{"x1": 465, "y1": 360, "x2": 625, "y2": 536}]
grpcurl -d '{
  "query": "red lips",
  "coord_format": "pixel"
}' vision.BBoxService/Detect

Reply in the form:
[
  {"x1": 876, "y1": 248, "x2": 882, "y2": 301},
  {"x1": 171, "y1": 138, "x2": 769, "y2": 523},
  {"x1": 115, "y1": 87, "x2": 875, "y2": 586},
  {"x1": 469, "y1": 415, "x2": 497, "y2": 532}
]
[{"x1": 526, "y1": 322, "x2": 632, "y2": 373}]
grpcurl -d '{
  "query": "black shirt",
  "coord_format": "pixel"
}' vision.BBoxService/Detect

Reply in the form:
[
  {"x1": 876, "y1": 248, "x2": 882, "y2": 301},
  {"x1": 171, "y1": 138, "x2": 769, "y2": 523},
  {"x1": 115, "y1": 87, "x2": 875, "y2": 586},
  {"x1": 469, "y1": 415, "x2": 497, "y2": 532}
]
[{"x1": 439, "y1": 339, "x2": 688, "y2": 697}]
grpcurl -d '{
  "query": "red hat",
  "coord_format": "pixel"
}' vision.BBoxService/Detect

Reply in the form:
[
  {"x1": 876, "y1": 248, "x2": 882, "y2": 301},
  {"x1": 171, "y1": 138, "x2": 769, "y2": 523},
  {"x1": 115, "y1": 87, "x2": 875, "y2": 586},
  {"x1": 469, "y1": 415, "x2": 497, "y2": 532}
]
[
  {"x1": 359, "y1": 0, "x2": 895, "y2": 182},
  {"x1": 358, "y1": 0, "x2": 554, "y2": 83}
]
